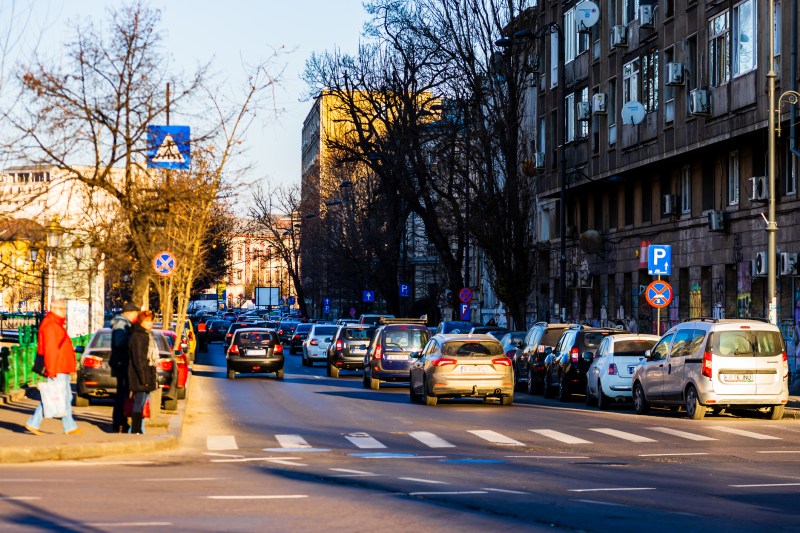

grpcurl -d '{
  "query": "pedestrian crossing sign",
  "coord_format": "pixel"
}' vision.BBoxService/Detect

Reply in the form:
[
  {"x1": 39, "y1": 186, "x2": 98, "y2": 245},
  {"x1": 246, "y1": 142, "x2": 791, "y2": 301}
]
[{"x1": 147, "y1": 125, "x2": 191, "y2": 169}]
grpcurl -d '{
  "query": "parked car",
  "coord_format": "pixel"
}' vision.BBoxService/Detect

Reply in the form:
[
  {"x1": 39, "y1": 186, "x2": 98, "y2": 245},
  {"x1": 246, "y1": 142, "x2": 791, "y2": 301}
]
[
  {"x1": 290, "y1": 323, "x2": 313, "y2": 355},
  {"x1": 632, "y1": 318, "x2": 788, "y2": 420},
  {"x1": 469, "y1": 326, "x2": 510, "y2": 339},
  {"x1": 585, "y1": 334, "x2": 660, "y2": 409},
  {"x1": 498, "y1": 331, "x2": 526, "y2": 359},
  {"x1": 206, "y1": 319, "x2": 232, "y2": 343},
  {"x1": 515, "y1": 323, "x2": 571, "y2": 394},
  {"x1": 409, "y1": 333, "x2": 513, "y2": 406},
  {"x1": 154, "y1": 318, "x2": 197, "y2": 362},
  {"x1": 543, "y1": 325, "x2": 630, "y2": 401},
  {"x1": 359, "y1": 314, "x2": 395, "y2": 325},
  {"x1": 362, "y1": 319, "x2": 429, "y2": 390},
  {"x1": 302, "y1": 324, "x2": 340, "y2": 366},
  {"x1": 159, "y1": 329, "x2": 190, "y2": 400},
  {"x1": 226, "y1": 327, "x2": 284, "y2": 380},
  {"x1": 327, "y1": 324, "x2": 376, "y2": 377},
  {"x1": 434, "y1": 321, "x2": 474, "y2": 334}
]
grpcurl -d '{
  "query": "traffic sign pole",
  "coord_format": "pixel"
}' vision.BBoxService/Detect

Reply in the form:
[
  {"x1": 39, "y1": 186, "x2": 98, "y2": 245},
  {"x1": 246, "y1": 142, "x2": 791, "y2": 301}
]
[{"x1": 657, "y1": 275, "x2": 661, "y2": 336}]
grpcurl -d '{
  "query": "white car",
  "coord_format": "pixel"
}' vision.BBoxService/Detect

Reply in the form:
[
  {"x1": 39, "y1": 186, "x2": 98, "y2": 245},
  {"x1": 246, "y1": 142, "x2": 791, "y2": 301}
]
[
  {"x1": 302, "y1": 324, "x2": 340, "y2": 367},
  {"x1": 585, "y1": 334, "x2": 660, "y2": 409}
]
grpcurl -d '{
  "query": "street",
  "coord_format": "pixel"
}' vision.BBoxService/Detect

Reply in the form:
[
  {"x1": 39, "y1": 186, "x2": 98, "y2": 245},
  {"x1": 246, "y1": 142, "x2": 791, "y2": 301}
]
[{"x1": 3, "y1": 342, "x2": 800, "y2": 532}]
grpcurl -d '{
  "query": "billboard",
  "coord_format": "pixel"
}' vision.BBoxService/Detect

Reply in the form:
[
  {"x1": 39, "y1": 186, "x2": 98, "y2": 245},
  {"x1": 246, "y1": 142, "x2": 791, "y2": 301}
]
[{"x1": 255, "y1": 286, "x2": 280, "y2": 308}]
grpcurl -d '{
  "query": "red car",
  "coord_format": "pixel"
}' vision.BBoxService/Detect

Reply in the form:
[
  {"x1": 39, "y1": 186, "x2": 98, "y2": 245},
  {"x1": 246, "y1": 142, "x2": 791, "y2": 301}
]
[{"x1": 160, "y1": 330, "x2": 189, "y2": 400}]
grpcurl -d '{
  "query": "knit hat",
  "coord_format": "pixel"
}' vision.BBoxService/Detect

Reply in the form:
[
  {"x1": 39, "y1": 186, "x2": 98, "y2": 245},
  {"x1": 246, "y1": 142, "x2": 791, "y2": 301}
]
[{"x1": 122, "y1": 302, "x2": 140, "y2": 313}]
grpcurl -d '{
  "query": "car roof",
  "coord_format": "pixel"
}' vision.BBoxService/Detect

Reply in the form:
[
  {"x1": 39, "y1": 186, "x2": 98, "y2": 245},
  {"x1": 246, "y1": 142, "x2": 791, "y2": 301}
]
[
  {"x1": 434, "y1": 333, "x2": 500, "y2": 342},
  {"x1": 606, "y1": 334, "x2": 661, "y2": 341}
]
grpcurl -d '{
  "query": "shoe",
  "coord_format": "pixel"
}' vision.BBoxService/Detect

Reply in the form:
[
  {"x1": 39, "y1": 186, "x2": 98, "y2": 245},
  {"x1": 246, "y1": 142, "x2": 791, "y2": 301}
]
[
  {"x1": 64, "y1": 429, "x2": 83, "y2": 435},
  {"x1": 24, "y1": 424, "x2": 45, "y2": 436}
]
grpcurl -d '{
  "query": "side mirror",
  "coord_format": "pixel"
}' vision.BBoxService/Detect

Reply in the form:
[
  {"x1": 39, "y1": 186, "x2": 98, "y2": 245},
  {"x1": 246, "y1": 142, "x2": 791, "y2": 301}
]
[
  {"x1": 582, "y1": 351, "x2": 594, "y2": 362},
  {"x1": 75, "y1": 346, "x2": 85, "y2": 354},
  {"x1": 644, "y1": 349, "x2": 652, "y2": 360},
  {"x1": 325, "y1": 337, "x2": 332, "y2": 343},
  {"x1": 410, "y1": 351, "x2": 422, "y2": 359},
  {"x1": 543, "y1": 346, "x2": 553, "y2": 355}
]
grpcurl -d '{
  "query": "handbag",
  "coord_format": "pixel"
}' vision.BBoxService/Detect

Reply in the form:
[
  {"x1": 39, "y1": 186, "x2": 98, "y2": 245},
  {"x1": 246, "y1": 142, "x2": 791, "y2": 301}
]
[
  {"x1": 124, "y1": 396, "x2": 151, "y2": 419},
  {"x1": 32, "y1": 354, "x2": 47, "y2": 377},
  {"x1": 38, "y1": 379, "x2": 68, "y2": 418}
]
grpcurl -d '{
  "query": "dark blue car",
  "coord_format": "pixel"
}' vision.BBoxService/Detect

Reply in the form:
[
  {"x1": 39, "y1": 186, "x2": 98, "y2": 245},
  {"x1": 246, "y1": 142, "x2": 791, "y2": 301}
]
[{"x1": 363, "y1": 322, "x2": 429, "y2": 390}]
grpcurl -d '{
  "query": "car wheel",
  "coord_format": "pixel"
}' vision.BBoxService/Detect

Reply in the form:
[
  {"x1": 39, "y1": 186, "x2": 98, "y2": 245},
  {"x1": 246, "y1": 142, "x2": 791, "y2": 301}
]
[
  {"x1": 362, "y1": 368, "x2": 370, "y2": 388},
  {"x1": 597, "y1": 381, "x2": 611, "y2": 410},
  {"x1": 330, "y1": 365, "x2": 340, "y2": 378},
  {"x1": 501, "y1": 395, "x2": 513, "y2": 406},
  {"x1": 585, "y1": 383, "x2": 596, "y2": 406},
  {"x1": 685, "y1": 385, "x2": 705, "y2": 420},
  {"x1": 227, "y1": 368, "x2": 235, "y2": 380},
  {"x1": 275, "y1": 369, "x2": 284, "y2": 380},
  {"x1": 633, "y1": 382, "x2": 649, "y2": 415},
  {"x1": 558, "y1": 377, "x2": 570, "y2": 402},
  {"x1": 369, "y1": 376, "x2": 381, "y2": 390},
  {"x1": 177, "y1": 387, "x2": 186, "y2": 400},
  {"x1": 163, "y1": 397, "x2": 178, "y2": 411},
  {"x1": 74, "y1": 394, "x2": 90, "y2": 407},
  {"x1": 764, "y1": 405, "x2": 784, "y2": 420},
  {"x1": 409, "y1": 385, "x2": 422, "y2": 404},
  {"x1": 424, "y1": 381, "x2": 437, "y2": 406},
  {"x1": 542, "y1": 373, "x2": 554, "y2": 399}
]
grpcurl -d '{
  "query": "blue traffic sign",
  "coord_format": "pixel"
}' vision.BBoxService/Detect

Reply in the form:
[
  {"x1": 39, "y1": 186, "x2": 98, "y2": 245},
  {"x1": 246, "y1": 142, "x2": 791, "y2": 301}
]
[
  {"x1": 459, "y1": 287, "x2": 473, "y2": 304},
  {"x1": 147, "y1": 125, "x2": 191, "y2": 169},
  {"x1": 459, "y1": 303, "x2": 471, "y2": 321},
  {"x1": 323, "y1": 297, "x2": 331, "y2": 306},
  {"x1": 324, "y1": 304, "x2": 331, "y2": 313},
  {"x1": 363, "y1": 290, "x2": 375, "y2": 303},
  {"x1": 399, "y1": 283, "x2": 410, "y2": 298},
  {"x1": 648, "y1": 245, "x2": 672, "y2": 276},
  {"x1": 153, "y1": 251, "x2": 176, "y2": 277}
]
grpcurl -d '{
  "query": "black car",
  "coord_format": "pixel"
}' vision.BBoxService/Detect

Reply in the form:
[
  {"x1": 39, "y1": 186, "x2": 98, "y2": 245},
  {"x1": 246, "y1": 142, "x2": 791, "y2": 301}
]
[
  {"x1": 363, "y1": 319, "x2": 429, "y2": 390},
  {"x1": 206, "y1": 319, "x2": 232, "y2": 342},
  {"x1": 469, "y1": 326, "x2": 510, "y2": 339},
  {"x1": 224, "y1": 321, "x2": 269, "y2": 346},
  {"x1": 226, "y1": 328, "x2": 284, "y2": 380},
  {"x1": 515, "y1": 322, "x2": 571, "y2": 394},
  {"x1": 327, "y1": 324, "x2": 376, "y2": 377},
  {"x1": 543, "y1": 325, "x2": 630, "y2": 401},
  {"x1": 434, "y1": 321, "x2": 474, "y2": 334},
  {"x1": 289, "y1": 323, "x2": 313, "y2": 355},
  {"x1": 277, "y1": 319, "x2": 300, "y2": 344}
]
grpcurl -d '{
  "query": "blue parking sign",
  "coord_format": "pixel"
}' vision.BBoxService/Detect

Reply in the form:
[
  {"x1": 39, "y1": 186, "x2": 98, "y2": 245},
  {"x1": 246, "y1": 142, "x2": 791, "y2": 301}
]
[
  {"x1": 399, "y1": 283, "x2": 410, "y2": 298},
  {"x1": 648, "y1": 245, "x2": 672, "y2": 276},
  {"x1": 459, "y1": 303, "x2": 471, "y2": 321}
]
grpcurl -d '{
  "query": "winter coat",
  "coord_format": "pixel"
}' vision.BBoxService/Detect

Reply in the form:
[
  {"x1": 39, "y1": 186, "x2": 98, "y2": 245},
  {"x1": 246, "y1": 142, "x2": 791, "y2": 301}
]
[
  {"x1": 128, "y1": 323, "x2": 159, "y2": 393},
  {"x1": 38, "y1": 311, "x2": 76, "y2": 377},
  {"x1": 109, "y1": 314, "x2": 133, "y2": 378}
]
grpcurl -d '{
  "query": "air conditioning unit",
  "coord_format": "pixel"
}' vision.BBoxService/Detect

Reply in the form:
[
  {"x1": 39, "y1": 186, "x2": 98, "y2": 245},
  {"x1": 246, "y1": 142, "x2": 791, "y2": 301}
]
[
  {"x1": 577, "y1": 101, "x2": 591, "y2": 121},
  {"x1": 708, "y1": 210, "x2": 725, "y2": 232},
  {"x1": 611, "y1": 25, "x2": 627, "y2": 48},
  {"x1": 688, "y1": 88, "x2": 711, "y2": 116},
  {"x1": 781, "y1": 253, "x2": 798, "y2": 276},
  {"x1": 639, "y1": 4, "x2": 654, "y2": 28},
  {"x1": 752, "y1": 251, "x2": 768, "y2": 277},
  {"x1": 666, "y1": 62, "x2": 684, "y2": 86},
  {"x1": 750, "y1": 176, "x2": 768, "y2": 201},
  {"x1": 592, "y1": 93, "x2": 608, "y2": 114},
  {"x1": 663, "y1": 194, "x2": 678, "y2": 216},
  {"x1": 534, "y1": 152, "x2": 545, "y2": 168}
]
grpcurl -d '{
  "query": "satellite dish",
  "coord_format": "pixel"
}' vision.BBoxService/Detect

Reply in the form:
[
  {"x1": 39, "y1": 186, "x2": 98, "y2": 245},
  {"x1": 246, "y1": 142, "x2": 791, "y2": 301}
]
[
  {"x1": 621, "y1": 101, "x2": 646, "y2": 125},
  {"x1": 575, "y1": 1, "x2": 600, "y2": 30}
]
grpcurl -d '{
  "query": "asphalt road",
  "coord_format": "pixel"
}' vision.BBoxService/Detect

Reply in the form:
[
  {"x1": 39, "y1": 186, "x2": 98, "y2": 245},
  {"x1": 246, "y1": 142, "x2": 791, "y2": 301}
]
[{"x1": 3, "y1": 342, "x2": 800, "y2": 532}]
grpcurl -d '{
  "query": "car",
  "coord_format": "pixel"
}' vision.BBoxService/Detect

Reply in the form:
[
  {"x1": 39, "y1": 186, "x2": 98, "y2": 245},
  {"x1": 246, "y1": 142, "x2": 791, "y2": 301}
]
[
  {"x1": 302, "y1": 324, "x2": 340, "y2": 366},
  {"x1": 336, "y1": 318, "x2": 359, "y2": 325},
  {"x1": 515, "y1": 323, "x2": 571, "y2": 394},
  {"x1": 543, "y1": 325, "x2": 631, "y2": 401},
  {"x1": 434, "y1": 321, "x2": 474, "y2": 334},
  {"x1": 468, "y1": 326, "x2": 510, "y2": 339},
  {"x1": 224, "y1": 321, "x2": 269, "y2": 345},
  {"x1": 585, "y1": 334, "x2": 660, "y2": 409},
  {"x1": 498, "y1": 331, "x2": 526, "y2": 359},
  {"x1": 277, "y1": 319, "x2": 300, "y2": 344},
  {"x1": 409, "y1": 333, "x2": 513, "y2": 406},
  {"x1": 362, "y1": 318, "x2": 429, "y2": 390},
  {"x1": 159, "y1": 329, "x2": 191, "y2": 400},
  {"x1": 206, "y1": 319, "x2": 232, "y2": 342},
  {"x1": 359, "y1": 314, "x2": 395, "y2": 325},
  {"x1": 327, "y1": 324, "x2": 376, "y2": 377},
  {"x1": 632, "y1": 318, "x2": 789, "y2": 420},
  {"x1": 154, "y1": 318, "x2": 197, "y2": 362},
  {"x1": 290, "y1": 323, "x2": 313, "y2": 355},
  {"x1": 226, "y1": 327, "x2": 284, "y2": 380},
  {"x1": 222, "y1": 311, "x2": 238, "y2": 321}
]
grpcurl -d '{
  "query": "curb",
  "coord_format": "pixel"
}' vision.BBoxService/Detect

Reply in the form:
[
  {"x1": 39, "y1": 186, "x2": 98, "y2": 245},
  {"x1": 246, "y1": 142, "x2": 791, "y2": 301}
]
[{"x1": 0, "y1": 387, "x2": 28, "y2": 405}]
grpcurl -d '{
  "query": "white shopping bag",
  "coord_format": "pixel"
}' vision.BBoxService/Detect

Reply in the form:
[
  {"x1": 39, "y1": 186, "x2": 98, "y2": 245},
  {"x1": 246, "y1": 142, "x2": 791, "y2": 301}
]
[{"x1": 38, "y1": 380, "x2": 68, "y2": 419}]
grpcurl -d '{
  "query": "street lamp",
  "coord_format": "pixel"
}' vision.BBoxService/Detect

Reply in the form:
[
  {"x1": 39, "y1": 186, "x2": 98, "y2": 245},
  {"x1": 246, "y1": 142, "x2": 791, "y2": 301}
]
[
  {"x1": 29, "y1": 248, "x2": 45, "y2": 326},
  {"x1": 29, "y1": 219, "x2": 64, "y2": 324}
]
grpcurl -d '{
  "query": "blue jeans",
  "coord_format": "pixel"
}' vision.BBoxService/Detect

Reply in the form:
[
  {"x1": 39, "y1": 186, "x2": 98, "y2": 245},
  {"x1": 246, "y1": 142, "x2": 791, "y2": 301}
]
[
  {"x1": 128, "y1": 391, "x2": 149, "y2": 434},
  {"x1": 26, "y1": 374, "x2": 78, "y2": 433}
]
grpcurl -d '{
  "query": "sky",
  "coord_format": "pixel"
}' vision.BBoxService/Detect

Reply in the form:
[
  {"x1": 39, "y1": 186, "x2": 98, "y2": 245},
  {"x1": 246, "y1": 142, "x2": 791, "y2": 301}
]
[{"x1": 9, "y1": 0, "x2": 370, "y2": 189}]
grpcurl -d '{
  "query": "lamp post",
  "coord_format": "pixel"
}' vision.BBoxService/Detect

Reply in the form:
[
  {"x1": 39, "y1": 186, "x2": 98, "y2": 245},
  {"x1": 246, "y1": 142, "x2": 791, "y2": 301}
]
[
  {"x1": 29, "y1": 248, "x2": 45, "y2": 327},
  {"x1": 766, "y1": 0, "x2": 779, "y2": 325}
]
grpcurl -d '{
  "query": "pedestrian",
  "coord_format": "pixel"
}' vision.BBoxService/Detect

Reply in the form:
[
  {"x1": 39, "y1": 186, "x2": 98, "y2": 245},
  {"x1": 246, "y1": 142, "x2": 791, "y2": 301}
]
[
  {"x1": 109, "y1": 302, "x2": 139, "y2": 433},
  {"x1": 24, "y1": 299, "x2": 82, "y2": 435},
  {"x1": 127, "y1": 310, "x2": 159, "y2": 434}
]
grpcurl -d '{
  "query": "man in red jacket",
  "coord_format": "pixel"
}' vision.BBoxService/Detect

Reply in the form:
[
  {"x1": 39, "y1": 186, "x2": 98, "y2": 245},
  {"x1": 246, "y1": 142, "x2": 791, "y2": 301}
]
[{"x1": 25, "y1": 300, "x2": 82, "y2": 435}]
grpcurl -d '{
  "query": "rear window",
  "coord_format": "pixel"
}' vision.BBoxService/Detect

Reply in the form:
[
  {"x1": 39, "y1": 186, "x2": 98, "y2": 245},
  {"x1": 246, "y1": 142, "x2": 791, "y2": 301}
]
[
  {"x1": 540, "y1": 328, "x2": 568, "y2": 347},
  {"x1": 314, "y1": 326, "x2": 339, "y2": 336},
  {"x1": 345, "y1": 327, "x2": 375, "y2": 340},
  {"x1": 236, "y1": 331, "x2": 271, "y2": 344},
  {"x1": 711, "y1": 330, "x2": 784, "y2": 357},
  {"x1": 295, "y1": 324, "x2": 313, "y2": 333},
  {"x1": 383, "y1": 329, "x2": 428, "y2": 351},
  {"x1": 612, "y1": 339, "x2": 658, "y2": 356},
  {"x1": 582, "y1": 332, "x2": 612, "y2": 349},
  {"x1": 443, "y1": 341, "x2": 504, "y2": 357},
  {"x1": 89, "y1": 332, "x2": 112, "y2": 350}
]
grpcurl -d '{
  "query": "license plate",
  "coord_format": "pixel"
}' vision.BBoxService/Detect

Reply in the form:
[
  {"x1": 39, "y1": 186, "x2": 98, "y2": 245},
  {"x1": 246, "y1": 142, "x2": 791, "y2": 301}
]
[
  {"x1": 723, "y1": 373, "x2": 753, "y2": 383},
  {"x1": 385, "y1": 354, "x2": 408, "y2": 360},
  {"x1": 351, "y1": 349, "x2": 366, "y2": 355},
  {"x1": 460, "y1": 365, "x2": 491, "y2": 373},
  {"x1": 247, "y1": 349, "x2": 267, "y2": 356}
]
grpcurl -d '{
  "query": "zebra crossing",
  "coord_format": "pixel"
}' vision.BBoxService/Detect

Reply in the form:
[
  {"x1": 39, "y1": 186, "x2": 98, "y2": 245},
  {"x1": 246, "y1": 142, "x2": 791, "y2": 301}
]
[{"x1": 205, "y1": 424, "x2": 785, "y2": 454}]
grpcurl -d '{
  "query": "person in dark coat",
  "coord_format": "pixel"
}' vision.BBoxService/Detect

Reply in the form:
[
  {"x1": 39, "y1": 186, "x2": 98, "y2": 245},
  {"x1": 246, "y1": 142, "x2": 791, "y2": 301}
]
[
  {"x1": 109, "y1": 302, "x2": 139, "y2": 433},
  {"x1": 127, "y1": 310, "x2": 158, "y2": 434}
]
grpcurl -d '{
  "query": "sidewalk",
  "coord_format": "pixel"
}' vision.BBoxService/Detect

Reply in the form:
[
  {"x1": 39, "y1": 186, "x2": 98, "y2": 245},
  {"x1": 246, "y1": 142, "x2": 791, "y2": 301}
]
[{"x1": 0, "y1": 376, "x2": 190, "y2": 464}]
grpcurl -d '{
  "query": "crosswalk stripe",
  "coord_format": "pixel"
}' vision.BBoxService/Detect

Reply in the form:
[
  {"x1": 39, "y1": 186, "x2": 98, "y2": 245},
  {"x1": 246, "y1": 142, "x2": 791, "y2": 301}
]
[
  {"x1": 649, "y1": 427, "x2": 717, "y2": 441},
  {"x1": 530, "y1": 429, "x2": 593, "y2": 444},
  {"x1": 408, "y1": 431, "x2": 456, "y2": 448},
  {"x1": 589, "y1": 428, "x2": 657, "y2": 443},
  {"x1": 206, "y1": 435, "x2": 238, "y2": 451},
  {"x1": 709, "y1": 427, "x2": 781, "y2": 440},
  {"x1": 345, "y1": 432, "x2": 387, "y2": 449},
  {"x1": 468, "y1": 430, "x2": 525, "y2": 446},
  {"x1": 276, "y1": 434, "x2": 313, "y2": 449}
]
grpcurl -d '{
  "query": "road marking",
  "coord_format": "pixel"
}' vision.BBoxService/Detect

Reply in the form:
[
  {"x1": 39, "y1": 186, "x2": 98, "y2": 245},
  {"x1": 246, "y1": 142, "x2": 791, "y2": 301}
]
[
  {"x1": 589, "y1": 428, "x2": 657, "y2": 443},
  {"x1": 639, "y1": 453, "x2": 709, "y2": 457},
  {"x1": 408, "y1": 431, "x2": 455, "y2": 448},
  {"x1": 329, "y1": 468, "x2": 379, "y2": 476},
  {"x1": 530, "y1": 429, "x2": 592, "y2": 444},
  {"x1": 756, "y1": 450, "x2": 800, "y2": 454},
  {"x1": 206, "y1": 435, "x2": 238, "y2": 451},
  {"x1": 574, "y1": 499, "x2": 630, "y2": 508},
  {"x1": 206, "y1": 495, "x2": 308, "y2": 500},
  {"x1": 0, "y1": 497, "x2": 41, "y2": 501},
  {"x1": 276, "y1": 434, "x2": 313, "y2": 449},
  {"x1": 649, "y1": 427, "x2": 717, "y2": 441},
  {"x1": 211, "y1": 457, "x2": 300, "y2": 463},
  {"x1": 730, "y1": 483, "x2": 800, "y2": 488},
  {"x1": 506, "y1": 455, "x2": 590, "y2": 459},
  {"x1": 350, "y1": 453, "x2": 445, "y2": 459},
  {"x1": 468, "y1": 430, "x2": 525, "y2": 446},
  {"x1": 203, "y1": 452, "x2": 244, "y2": 458},
  {"x1": 483, "y1": 488, "x2": 529, "y2": 494},
  {"x1": 85, "y1": 523, "x2": 172, "y2": 528},
  {"x1": 140, "y1": 477, "x2": 226, "y2": 482},
  {"x1": 710, "y1": 427, "x2": 781, "y2": 440},
  {"x1": 265, "y1": 458, "x2": 308, "y2": 467},
  {"x1": 345, "y1": 432, "x2": 387, "y2": 449},
  {"x1": 399, "y1": 477, "x2": 448, "y2": 484},
  {"x1": 568, "y1": 487, "x2": 656, "y2": 493},
  {"x1": 59, "y1": 461, "x2": 154, "y2": 466},
  {"x1": 409, "y1": 491, "x2": 488, "y2": 496}
]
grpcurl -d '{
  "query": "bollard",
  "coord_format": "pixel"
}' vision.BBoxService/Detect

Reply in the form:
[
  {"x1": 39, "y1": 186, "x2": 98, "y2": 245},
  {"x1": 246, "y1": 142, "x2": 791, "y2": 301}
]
[
  {"x1": 0, "y1": 346, "x2": 8, "y2": 393},
  {"x1": 9, "y1": 345, "x2": 19, "y2": 391}
]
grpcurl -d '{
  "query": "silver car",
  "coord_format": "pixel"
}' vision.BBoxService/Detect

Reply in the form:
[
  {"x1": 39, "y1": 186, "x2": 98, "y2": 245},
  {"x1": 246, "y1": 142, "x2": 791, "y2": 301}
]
[
  {"x1": 302, "y1": 324, "x2": 340, "y2": 367},
  {"x1": 409, "y1": 334, "x2": 514, "y2": 406}
]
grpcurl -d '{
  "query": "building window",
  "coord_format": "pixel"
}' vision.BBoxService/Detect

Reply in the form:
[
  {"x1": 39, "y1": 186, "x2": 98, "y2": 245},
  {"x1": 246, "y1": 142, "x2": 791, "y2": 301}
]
[
  {"x1": 641, "y1": 178, "x2": 652, "y2": 222},
  {"x1": 623, "y1": 58, "x2": 639, "y2": 104},
  {"x1": 566, "y1": 93, "x2": 575, "y2": 142},
  {"x1": 728, "y1": 151, "x2": 740, "y2": 205},
  {"x1": 579, "y1": 87, "x2": 589, "y2": 139},
  {"x1": 622, "y1": 0, "x2": 639, "y2": 25},
  {"x1": 641, "y1": 49, "x2": 659, "y2": 112},
  {"x1": 733, "y1": 0, "x2": 756, "y2": 76},
  {"x1": 787, "y1": 146, "x2": 797, "y2": 196},
  {"x1": 708, "y1": 11, "x2": 730, "y2": 86},
  {"x1": 550, "y1": 33, "x2": 559, "y2": 89},
  {"x1": 664, "y1": 48, "x2": 675, "y2": 123},
  {"x1": 686, "y1": 35, "x2": 698, "y2": 91},
  {"x1": 608, "y1": 78, "x2": 617, "y2": 146},
  {"x1": 664, "y1": 0, "x2": 674, "y2": 18},
  {"x1": 681, "y1": 165, "x2": 691, "y2": 214},
  {"x1": 564, "y1": 8, "x2": 576, "y2": 63},
  {"x1": 538, "y1": 117, "x2": 546, "y2": 155}
]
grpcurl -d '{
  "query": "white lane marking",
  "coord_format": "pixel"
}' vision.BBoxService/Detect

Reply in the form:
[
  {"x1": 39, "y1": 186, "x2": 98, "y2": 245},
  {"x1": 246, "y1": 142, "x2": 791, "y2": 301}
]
[
  {"x1": 276, "y1": 434, "x2": 313, "y2": 449},
  {"x1": 589, "y1": 428, "x2": 657, "y2": 443},
  {"x1": 574, "y1": 499, "x2": 630, "y2": 508},
  {"x1": 0, "y1": 497, "x2": 41, "y2": 501},
  {"x1": 265, "y1": 458, "x2": 308, "y2": 467},
  {"x1": 85, "y1": 523, "x2": 172, "y2": 528},
  {"x1": 530, "y1": 429, "x2": 592, "y2": 444},
  {"x1": 329, "y1": 468, "x2": 379, "y2": 476},
  {"x1": 484, "y1": 488, "x2": 529, "y2": 495},
  {"x1": 211, "y1": 457, "x2": 300, "y2": 463},
  {"x1": 351, "y1": 454, "x2": 446, "y2": 459},
  {"x1": 468, "y1": 430, "x2": 525, "y2": 446},
  {"x1": 409, "y1": 491, "x2": 488, "y2": 496},
  {"x1": 730, "y1": 483, "x2": 800, "y2": 488},
  {"x1": 262, "y1": 448, "x2": 331, "y2": 453},
  {"x1": 649, "y1": 427, "x2": 717, "y2": 441},
  {"x1": 568, "y1": 487, "x2": 656, "y2": 493},
  {"x1": 756, "y1": 450, "x2": 800, "y2": 454},
  {"x1": 506, "y1": 455, "x2": 589, "y2": 459},
  {"x1": 206, "y1": 435, "x2": 238, "y2": 451},
  {"x1": 710, "y1": 427, "x2": 781, "y2": 440},
  {"x1": 408, "y1": 431, "x2": 455, "y2": 448},
  {"x1": 58, "y1": 461, "x2": 154, "y2": 466},
  {"x1": 206, "y1": 495, "x2": 308, "y2": 500},
  {"x1": 399, "y1": 477, "x2": 448, "y2": 485},
  {"x1": 345, "y1": 432, "x2": 387, "y2": 449},
  {"x1": 639, "y1": 453, "x2": 709, "y2": 457},
  {"x1": 140, "y1": 477, "x2": 226, "y2": 482},
  {"x1": 203, "y1": 452, "x2": 244, "y2": 458}
]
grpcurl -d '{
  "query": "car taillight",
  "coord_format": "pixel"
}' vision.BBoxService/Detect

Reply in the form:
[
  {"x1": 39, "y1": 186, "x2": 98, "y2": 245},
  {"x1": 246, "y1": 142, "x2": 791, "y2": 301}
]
[
  {"x1": 157, "y1": 358, "x2": 173, "y2": 371},
  {"x1": 433, "y1": 357, "x2": 457, "y2": 367},
  {"x1": 608, "y1": 363, "x2": 618, "y2": 375},
  {"x1": 273, "y1": 343, "x2": 283, "y2": 354},
  {"x1": 292, "y1": 334, "x2": 300, "y2": 340},
  {"x1": 336, "y1": 339, "x2": 343, "y2": 351},
  {"x1": 570, "y1": 347, "x2": 579, "y2": 363},
  {"x1": 702, "y1": 351, "x2": 712, "y2": 378},
  {"x1": 229, "y1": 344, "x2": 239, "y2": 355},
  {"x1": 82, "y1": 355, "x2": 103, "y2": 369},
  {"x1": 783, "y1": 351, "x2": 789, "y2": 378},
  {"x1": 310, "y1": 338, "x2": 319, "y2": 346},
  {"x1": 492, "y1": 357, "x2": 511, "y2": 366},
  {"x1": 372, "y1": 345, "x2": 383, "y2": 360},
  {"x1": 278, "y1": 329, "x2": 284, "y2": 335},
  {"x1": 198, "y1": 323, "x2": 206, "y2": 333}
]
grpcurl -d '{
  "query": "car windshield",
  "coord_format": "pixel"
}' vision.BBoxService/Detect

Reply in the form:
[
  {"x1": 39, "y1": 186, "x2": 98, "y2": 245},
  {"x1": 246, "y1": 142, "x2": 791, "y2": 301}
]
[
  {"x1": 712, "y1": 330, "x2": 784, "y2": 357},
  {"x1": 611, "y1": 339, "x2": 658, "y2": 356},
  {"x1": 89, "y1": 331, "x2": 112, "y2": 350},
  {"x1": 443, "y1": 341, "x2": 504, "y2": 357},
  {"x1": 314, "y1": 326, "x2": 339, "y2": 336},
  {"x1": 384, "y1": 329, "x2": 427, "y2": 351}
]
